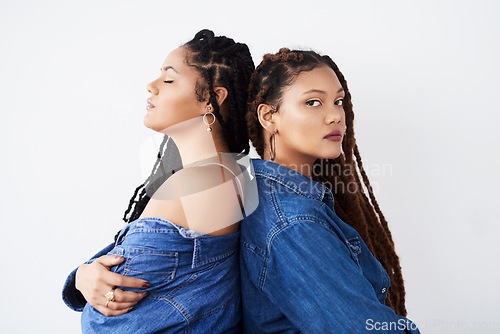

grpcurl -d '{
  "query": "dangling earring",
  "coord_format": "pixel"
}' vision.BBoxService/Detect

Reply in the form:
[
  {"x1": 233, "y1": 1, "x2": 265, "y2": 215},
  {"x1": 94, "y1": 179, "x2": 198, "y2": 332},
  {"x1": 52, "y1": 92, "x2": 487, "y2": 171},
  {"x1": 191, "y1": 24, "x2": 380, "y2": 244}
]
[
  {"x1": 269, "y1": 132, "x2": 277, "y2": 162},
  {"x1": 203, "y1": 106, "x2": 215, "y2": 132}
]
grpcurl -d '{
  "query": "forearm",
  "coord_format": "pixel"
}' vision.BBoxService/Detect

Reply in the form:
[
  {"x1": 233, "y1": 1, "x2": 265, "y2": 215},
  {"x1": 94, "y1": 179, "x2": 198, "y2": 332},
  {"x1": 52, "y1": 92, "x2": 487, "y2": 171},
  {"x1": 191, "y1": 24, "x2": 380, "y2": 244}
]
[
  {"x1": 61, "y1": 242, "x2": 115, "y2": 311},
  {"x1": 62, "y1": 266, "x2": 87, "y2": 311}
]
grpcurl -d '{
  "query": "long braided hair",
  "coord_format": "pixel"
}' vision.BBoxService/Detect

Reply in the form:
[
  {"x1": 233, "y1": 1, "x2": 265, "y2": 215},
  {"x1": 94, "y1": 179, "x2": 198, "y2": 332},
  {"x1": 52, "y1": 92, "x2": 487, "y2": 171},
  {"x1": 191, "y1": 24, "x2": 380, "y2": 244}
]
[
  {"x1": 246, "y1": 48, "x2": 407, "y2": 316},
  {"x1": 121, "y1": 29, "x2": 255, "y2": 225}
]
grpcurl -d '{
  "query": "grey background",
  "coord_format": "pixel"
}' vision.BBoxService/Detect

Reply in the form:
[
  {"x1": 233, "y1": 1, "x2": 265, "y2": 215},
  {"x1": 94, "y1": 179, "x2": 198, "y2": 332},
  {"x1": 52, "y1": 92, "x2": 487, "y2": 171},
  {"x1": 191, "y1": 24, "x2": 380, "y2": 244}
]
[{"x1": 1, "y1": 0, "x2": 499, "y2": 333}]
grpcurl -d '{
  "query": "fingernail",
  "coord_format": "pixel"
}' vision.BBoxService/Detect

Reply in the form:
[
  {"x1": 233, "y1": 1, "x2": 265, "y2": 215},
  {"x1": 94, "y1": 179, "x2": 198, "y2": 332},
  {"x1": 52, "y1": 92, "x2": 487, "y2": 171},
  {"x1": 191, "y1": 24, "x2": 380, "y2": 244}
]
[
  {"x1": 114, "y1": 255, "x2": 123, "y2": 260},
  {"x1": 128, "y1": 307, "x2": 134, "y2": 312},
  {"x1": 142, "y1": 282, "x2": 150, "y2": 288}
]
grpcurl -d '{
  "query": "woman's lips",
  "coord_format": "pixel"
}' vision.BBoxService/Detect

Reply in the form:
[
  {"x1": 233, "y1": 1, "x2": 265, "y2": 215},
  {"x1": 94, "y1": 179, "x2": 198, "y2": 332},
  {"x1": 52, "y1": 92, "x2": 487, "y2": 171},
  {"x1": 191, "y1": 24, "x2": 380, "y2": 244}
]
[
  {"x1": 324, "y1": 130, "x2": 342, "y2": 141},
  {"x1": 146, "y1": 98, "x2": 155, "y2": 110},
  {"x1": 324, "y1": 135, "x2": 342, "y2": 141}
]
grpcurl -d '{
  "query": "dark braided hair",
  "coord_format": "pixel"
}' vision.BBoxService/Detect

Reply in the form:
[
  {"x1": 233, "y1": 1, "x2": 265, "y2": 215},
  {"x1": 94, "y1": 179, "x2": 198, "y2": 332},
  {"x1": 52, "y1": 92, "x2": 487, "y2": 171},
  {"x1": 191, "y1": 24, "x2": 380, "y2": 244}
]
[
  {"x1": 184, "y1": 29, "x2": 254, "y2": 154},
  {"x1": 246, "y1": 48, "x2": 407, "y2": 316},
  {"x1": 121, "y1": 29, "x2": 254, "y2": 226}
]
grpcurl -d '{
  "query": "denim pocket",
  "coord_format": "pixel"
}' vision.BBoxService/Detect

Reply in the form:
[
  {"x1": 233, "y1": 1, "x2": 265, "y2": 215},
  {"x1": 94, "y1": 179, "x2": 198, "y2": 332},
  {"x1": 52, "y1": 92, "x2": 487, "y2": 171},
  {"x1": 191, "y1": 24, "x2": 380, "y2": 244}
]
[
  {"x1": 121, "y1": 247, "x2": 179, "y2": 284},
  {"x1": 172, "y1": 252, "x2": 239, "y2": 298}
]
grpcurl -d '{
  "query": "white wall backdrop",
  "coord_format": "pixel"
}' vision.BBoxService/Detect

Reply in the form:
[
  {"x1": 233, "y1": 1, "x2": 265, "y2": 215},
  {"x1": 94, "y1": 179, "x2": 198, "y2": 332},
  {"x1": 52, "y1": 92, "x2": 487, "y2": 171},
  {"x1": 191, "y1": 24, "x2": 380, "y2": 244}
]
[{"x1": 1, "y1": 0, "x2": 499, "y2": 333}]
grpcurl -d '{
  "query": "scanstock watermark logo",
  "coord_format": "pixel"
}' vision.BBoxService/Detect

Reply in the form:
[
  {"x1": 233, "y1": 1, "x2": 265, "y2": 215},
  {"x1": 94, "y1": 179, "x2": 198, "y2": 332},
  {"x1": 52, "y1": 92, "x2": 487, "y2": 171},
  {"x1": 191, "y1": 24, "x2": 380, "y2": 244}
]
[{"x1": 365, "y1": 318, "x2": 418, "y2": 332}]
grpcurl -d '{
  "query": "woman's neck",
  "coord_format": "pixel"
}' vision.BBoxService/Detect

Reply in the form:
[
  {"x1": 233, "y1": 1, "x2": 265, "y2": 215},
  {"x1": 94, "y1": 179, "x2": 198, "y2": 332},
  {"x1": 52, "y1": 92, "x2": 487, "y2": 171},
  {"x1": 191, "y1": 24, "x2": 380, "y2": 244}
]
[
  {"x1": 161, "y1": 116, "x2": 229, "y2": 167},
  {"x1": 272, "y1": 158, "x2": 314, "y2": 179}
]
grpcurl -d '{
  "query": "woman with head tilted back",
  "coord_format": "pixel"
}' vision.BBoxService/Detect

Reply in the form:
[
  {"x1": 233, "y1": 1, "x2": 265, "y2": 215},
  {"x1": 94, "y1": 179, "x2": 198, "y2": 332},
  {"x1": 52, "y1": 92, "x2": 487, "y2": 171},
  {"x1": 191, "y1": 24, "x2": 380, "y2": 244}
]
[
  {"x1": 241, "y1": 48, "x2": 420, "y2": 333},
  {"x1": 61, "y1": 30, "x2": 254, "y2": 333}
]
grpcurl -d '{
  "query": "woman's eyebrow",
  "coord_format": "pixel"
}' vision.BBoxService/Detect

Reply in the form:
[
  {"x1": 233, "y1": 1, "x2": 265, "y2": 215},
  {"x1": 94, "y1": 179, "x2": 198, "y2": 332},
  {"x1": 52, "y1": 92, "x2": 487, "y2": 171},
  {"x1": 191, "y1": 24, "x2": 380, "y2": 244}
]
[
  {"x1": 303, "y1": 89, "x2": 326, "y2": 95},
  {"x1": 160, "y1": 65, "x2": 178, "y2": 73},
  {"x1": 302, "y1": 87, "x2": 344, "y2": 95}
]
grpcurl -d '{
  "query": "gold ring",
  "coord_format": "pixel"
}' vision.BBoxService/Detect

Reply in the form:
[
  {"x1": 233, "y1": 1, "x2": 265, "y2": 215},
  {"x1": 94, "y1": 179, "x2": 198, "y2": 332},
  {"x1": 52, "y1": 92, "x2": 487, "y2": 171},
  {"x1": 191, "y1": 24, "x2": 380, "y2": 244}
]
[{"x1": 104, "y1": 289, "x2": 116, "y2": 302}]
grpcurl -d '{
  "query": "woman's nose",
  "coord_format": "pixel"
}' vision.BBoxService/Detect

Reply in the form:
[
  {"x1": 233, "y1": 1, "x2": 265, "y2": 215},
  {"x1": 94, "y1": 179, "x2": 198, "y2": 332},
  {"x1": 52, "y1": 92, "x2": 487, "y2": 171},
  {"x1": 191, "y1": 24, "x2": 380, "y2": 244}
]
[
  {"x1": 146, "y1": 81, "x2": 158, "y2": 95},
  {"x1": 326, "y1": 107, "x2": 343, "y2": 124}
]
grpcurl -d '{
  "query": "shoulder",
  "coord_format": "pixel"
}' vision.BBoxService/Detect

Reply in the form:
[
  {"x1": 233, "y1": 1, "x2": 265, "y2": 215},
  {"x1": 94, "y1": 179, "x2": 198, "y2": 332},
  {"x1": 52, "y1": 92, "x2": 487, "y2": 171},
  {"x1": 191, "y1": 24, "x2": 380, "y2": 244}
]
[
  {"x1": 269, "y1": 218, "x2": 339, "y2": 247},
  {"x1": 253, "y1": 174, "x2": 325, "y2": 224},
  {"x1": 172, "y1": 164, "x2": 244, "y2": 234},
  {"x1": 243, "y1": 177, "x2": 327, "y2": 249},
  {"x1": 172, "y1": 163, "x2": 241, "y2": 197},
  {"x1": 243, "y1": 212, "x2": 337, "y2": 257}
]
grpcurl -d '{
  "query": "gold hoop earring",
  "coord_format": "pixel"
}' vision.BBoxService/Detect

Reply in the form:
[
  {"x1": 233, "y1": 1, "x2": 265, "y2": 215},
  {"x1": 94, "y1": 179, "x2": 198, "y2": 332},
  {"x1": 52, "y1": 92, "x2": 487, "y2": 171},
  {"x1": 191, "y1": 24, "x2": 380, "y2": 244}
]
[
  {"x1": 269, "y1": 133, "x2": 276, "y2": 162},
  {"x1": 203, "y1": 107, "x2": 215, "y2": 132}
]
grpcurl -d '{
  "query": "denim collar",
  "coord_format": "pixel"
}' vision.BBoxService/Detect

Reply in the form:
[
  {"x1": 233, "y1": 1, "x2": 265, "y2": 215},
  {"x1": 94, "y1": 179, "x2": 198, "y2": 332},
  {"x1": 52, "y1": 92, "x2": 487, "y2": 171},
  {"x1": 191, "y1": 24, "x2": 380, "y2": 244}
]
[{"x1": 251, "y1": 159, "x2": 334, "y2": 205}]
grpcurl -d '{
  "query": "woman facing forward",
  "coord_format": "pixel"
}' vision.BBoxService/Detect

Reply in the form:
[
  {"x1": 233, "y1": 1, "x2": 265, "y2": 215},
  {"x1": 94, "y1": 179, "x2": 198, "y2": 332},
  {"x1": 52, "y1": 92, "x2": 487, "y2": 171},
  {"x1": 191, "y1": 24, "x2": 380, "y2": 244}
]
[
  {"x1": 240, "y1": 48, "x2": 420, "y2": 333},
  {"x1": 62, "y1": 29, "x2": 255, "y2": 333}
]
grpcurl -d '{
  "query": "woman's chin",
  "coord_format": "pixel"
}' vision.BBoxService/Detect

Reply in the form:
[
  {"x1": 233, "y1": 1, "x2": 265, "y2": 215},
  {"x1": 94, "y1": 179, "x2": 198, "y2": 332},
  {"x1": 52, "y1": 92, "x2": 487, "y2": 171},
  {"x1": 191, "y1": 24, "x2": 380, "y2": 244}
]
[
  {"x1": 143, "y1": 115, "x2": 163, "y2": 132},
  {"x1": 315, "y1": 150, "x2": 342, "y2": 161},
  {"x1": 143, "y1": 118, "x2": 154, "y2": 131}
]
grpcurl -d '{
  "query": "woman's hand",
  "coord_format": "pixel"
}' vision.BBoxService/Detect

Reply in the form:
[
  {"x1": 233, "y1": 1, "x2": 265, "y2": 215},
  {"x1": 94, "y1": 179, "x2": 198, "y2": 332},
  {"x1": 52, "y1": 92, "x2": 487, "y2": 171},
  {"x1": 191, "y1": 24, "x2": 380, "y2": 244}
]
[{"x1": 75, "y1": 255, "x2": 150, "y2": 316}]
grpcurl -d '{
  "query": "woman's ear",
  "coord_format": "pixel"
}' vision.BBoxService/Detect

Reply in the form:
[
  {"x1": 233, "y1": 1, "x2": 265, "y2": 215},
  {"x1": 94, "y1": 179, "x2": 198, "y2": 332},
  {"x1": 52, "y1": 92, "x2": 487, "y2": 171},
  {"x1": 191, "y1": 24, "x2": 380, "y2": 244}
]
[
  {"x1": 257, "y1": 104, "x2": 277, "y2": 133},
  {"x1": 211, "y1": 86, "x2": 228, "y2": 107}
]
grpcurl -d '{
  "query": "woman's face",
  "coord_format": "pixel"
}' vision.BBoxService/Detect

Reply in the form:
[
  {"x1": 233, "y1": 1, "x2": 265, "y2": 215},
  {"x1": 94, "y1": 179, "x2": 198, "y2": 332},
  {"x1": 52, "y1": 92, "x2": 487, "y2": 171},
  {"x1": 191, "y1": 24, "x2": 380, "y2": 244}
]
[
  {"x1": 144, "y1": 47, "x2": 206, "y2": 132},
  {"x1": 273, "y1": 65, "x2": 346, "y2": 167}
]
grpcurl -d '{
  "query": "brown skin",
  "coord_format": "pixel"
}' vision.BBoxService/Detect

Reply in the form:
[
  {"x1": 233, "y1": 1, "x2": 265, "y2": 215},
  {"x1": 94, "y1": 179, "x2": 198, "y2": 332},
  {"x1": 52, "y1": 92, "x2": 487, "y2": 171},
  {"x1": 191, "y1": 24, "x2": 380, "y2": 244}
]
[
  {"x1": 144, "y1": 47, "x2": 224, "y2": 132},
  {"x1": 76, "y1": 255, "x2": 148, "y2": 316},
  {"x1": 76, "y1": 46, "x2": 237, "y2": 315},
  {"x1": 258, "y1": 65, "x2": 346, "y2": 177}
]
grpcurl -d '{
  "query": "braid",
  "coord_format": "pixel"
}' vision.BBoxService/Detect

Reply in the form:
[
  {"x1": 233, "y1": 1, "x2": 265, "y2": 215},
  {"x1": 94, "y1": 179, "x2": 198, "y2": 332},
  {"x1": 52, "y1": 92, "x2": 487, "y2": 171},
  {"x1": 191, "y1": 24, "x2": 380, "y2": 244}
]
[
  {"x1": 185, "y1": 29, "x2": 254, "y2": 154},
  {"x1": 246, "y1": 48, "x2": 408, "y2": 316},
  {"x1": 204, "y1": 69, "x2": 222, "y2": 122},
  {"x1": 121, "y1": 135, "x2": 173, "y2": 225}
]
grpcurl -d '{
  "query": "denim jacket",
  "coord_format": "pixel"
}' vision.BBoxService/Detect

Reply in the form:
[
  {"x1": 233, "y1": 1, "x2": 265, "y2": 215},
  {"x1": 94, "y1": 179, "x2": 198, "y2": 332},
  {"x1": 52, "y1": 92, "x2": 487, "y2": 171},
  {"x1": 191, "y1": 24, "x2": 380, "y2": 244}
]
[
  {"x1": 63, "y1": 218, "x2": 242, "y2": 333},
  {"x1": 240, "y1": 159, "x2": 420, "y2": 334}
]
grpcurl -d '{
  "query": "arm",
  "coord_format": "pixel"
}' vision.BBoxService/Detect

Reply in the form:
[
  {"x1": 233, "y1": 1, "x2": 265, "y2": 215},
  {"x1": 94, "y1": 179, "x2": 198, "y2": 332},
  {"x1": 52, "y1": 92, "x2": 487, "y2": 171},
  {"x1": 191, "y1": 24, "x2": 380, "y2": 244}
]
[
  {"x1": 262, "y1": 221, "x2": 420, "y2": 334},
  {"x1": 62, "y1": 243, "x2": 114, "y2": 311},
  {"x1": 62, "y1": 243, "x2": 149, "y2": 316}
]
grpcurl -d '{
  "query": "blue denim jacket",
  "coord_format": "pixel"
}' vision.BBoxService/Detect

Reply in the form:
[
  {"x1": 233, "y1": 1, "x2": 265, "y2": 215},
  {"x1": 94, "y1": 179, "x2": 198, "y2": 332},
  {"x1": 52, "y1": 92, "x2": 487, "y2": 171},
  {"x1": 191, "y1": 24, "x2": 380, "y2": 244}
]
[
  {"x1": 240, "y1": 159, "x2": 420, "y2": 334},
  {"x1": 63, "y1": 217, "x2": 242, "y2": 333}
]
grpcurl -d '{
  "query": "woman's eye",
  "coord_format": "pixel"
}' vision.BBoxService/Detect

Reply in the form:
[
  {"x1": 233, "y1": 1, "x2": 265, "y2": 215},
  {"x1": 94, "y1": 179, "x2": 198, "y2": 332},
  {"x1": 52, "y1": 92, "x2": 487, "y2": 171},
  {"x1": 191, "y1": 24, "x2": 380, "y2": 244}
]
[
  {"x1": 163, "y1": 80, "x2": 174, "y2": 84},
  {"x1": 335, "y1": 98, "x2": 344, "y2": 106},
  {"x1": 306, "y1": 100, "x2": 321, "y2": 107}
]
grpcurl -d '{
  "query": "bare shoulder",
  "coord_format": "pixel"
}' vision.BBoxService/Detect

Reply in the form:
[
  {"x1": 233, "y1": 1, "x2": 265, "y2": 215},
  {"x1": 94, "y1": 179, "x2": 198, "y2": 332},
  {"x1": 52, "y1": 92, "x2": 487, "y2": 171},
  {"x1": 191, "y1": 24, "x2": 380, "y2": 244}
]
[
  {"x1": 172, "y1": 162, "x2": 242, "y2": 197},
  {"x1": 168, "y1": 164, "x2": 243, "y2": 234}
]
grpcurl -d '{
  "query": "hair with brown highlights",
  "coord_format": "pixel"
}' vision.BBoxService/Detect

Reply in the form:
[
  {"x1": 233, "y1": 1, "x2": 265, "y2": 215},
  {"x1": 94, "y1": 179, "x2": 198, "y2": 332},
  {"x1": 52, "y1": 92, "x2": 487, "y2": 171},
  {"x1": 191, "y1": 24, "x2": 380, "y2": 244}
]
[
  {"x1": 121, "y1": 29, "x2": 255, "y2": 225},
  {"x1": 246, "y1": 48, "x2": 407, "y2": 316}
]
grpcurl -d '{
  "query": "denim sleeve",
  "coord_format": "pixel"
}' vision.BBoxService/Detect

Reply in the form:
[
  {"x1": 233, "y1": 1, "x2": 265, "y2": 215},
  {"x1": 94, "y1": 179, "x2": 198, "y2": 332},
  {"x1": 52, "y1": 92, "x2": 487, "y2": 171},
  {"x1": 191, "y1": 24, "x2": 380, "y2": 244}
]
[
  {"x1": 62, "y1": 242, "x2": 115, "y2": 312},
  {"x1": 262, "y1": 221, "x2": 420, "y2": 334}
]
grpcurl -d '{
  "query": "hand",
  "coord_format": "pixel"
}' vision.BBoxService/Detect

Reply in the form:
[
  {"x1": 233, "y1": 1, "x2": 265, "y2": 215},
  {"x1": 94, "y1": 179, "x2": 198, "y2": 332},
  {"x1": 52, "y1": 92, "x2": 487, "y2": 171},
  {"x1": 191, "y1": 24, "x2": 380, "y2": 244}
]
[{"x1": 75, "y1": 254, "x2": 150, "y2": 316}]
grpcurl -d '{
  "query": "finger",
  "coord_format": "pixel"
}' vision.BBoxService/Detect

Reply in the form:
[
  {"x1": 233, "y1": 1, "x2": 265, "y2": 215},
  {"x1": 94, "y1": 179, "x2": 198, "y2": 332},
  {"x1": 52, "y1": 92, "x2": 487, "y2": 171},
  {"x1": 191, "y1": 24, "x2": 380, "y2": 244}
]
[
  {"x1": 95, "y1": 254, "x2": 126, "y2": 268},
  {"x1": 108, "y1": 272, "x2": 150, "y2": 289},
  {"x1": 106, "y1": 300, "x2": 138, "y2": 311},
  {"x1": 113, "y1": 289, "x2": 148, "y2": 303},
  {"x1": 95, "y1": 304, "x2": 134, "y2": 317}
]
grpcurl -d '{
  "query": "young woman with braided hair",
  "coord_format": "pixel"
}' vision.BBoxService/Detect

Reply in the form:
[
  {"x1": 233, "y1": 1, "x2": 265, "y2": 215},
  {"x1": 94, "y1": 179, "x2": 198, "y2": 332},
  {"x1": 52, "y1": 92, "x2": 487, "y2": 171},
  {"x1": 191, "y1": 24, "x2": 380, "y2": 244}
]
[
  {"x1": 62, "y1": 29, "x2": 255, "y2": 333},
  {"x1": 240, "y1": 48, "x2": 420, "y2": 333}
]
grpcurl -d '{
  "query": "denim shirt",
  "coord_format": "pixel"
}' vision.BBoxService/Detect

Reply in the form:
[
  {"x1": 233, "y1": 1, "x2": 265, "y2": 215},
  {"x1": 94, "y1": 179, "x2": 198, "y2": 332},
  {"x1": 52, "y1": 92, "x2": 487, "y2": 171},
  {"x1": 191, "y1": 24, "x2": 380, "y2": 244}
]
[{"x1": 240, "y1": 159, "x2": 420, "y2": 334}]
